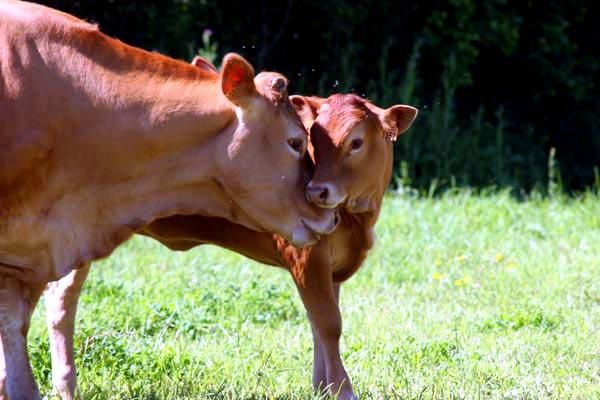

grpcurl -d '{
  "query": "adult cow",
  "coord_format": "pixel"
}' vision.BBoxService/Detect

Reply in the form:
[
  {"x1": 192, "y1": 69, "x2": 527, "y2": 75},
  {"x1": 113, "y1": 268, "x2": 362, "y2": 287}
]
[
  {"x1": 0, "y1": 2, "x2": 337, "y2": 398},
  {"x1": 41, "y1": 94, "x2": 418, "y2": 399}
]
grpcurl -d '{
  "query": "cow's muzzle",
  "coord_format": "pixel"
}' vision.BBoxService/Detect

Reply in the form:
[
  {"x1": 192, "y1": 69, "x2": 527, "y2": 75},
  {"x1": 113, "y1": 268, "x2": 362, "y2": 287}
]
[{"x1": 290, "y1": 209, "x2": 340, "y2": 247}]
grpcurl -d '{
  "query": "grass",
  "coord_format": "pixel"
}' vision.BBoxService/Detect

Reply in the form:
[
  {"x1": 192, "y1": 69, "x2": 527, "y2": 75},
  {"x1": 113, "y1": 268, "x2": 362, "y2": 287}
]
[{"x1": 28, "y1": 190, "x2": 600, "y2": 399}]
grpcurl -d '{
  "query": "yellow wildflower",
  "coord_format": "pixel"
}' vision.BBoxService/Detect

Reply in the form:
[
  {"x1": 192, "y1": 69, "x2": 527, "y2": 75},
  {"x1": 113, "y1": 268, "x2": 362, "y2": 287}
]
[
  {"x1": 434, "y1": 258, "x2": 443, "y2": 267},
  {"x1": 494, "y1": 252, "x2": 504, "y2": 263},
  {"x1": 505, "y1": 261, "x2": 517, "y2": 271},
  {"x1": 455, "y1": 254, "x2": 467, "y2": 263},
  {"x1": 432, "y1": 272, "x2": 445, "y2": 281},
  {"x1": 462, "y1": 275, "x2": 473, "y2": 285},
  {"x1": 454, "y1": 279, "x2": 464, "y2": 287}
]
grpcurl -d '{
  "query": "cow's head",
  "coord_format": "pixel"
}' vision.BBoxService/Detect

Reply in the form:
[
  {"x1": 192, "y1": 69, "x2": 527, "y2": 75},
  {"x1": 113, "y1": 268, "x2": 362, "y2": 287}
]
[
  {"x1": 291, "y1": 94, "x2": 417, "y2": 214},
  {"x1": 213, "y1": 54, "x2": 338, "y2": 247}
]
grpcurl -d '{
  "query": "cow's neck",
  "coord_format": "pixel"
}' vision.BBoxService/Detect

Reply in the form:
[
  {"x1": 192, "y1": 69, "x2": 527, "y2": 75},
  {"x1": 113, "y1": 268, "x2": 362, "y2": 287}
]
[
  {"x1": 67, "y1": 74, "x2": 245, "y2": 271},
  {"x1": 64, "y1": 55, "x2": 243, "y2": 215},
  {"x1": 82, "y1": 73, "x2": 236, "y2": 215},
  {"x1": 42, "y1": 27, "x2": 241, "y2": 216}
]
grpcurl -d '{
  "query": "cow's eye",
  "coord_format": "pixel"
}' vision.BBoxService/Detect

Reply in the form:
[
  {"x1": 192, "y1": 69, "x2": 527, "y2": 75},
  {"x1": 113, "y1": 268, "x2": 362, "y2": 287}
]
[
  {"x1": 287, "y1": 138, "x2": 304, "y2": 154},
  {"x1": 350, "y1": 138, "x2": 363, "y2": 152}
]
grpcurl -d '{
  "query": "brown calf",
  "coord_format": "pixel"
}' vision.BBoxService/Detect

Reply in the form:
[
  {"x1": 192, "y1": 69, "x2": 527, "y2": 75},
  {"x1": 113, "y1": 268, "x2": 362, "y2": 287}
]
[
  {"x1": 0, "y1": 2, "x2": 336, "y2": 398},
  {"x1": 41, "y1": 94, "x2": 417, "y2": 399}
]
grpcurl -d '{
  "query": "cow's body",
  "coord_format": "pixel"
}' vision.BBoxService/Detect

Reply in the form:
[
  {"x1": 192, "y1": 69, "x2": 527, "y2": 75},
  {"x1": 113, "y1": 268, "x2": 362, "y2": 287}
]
[
  {"x1": 40, "y1": 94, "x2": 418, "y2": 400},
  {"x1": 0, "y1": 2, "x2": 336, "y2": 398}
]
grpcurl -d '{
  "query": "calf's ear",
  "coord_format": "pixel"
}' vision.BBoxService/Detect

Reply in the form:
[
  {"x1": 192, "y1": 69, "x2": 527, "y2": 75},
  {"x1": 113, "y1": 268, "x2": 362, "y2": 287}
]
[
  {"x1": 381, "y1": 105, "x2": 418, "y2": 141},
  {"x1": 290, "y1": 95, "x2": 324, "y2": 130},
  {"x1": 191, "y1": 56, "x2": 217, "y2": 73},
  {"x1": 221, "y1": 53, "x2": 256, "y2": 107}
]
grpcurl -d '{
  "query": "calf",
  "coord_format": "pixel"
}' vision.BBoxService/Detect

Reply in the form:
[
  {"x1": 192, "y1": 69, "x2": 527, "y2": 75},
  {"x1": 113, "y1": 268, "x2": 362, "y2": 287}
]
[
  {"x1": 42, "y1": 94, "x2": 417, "y2": 399},
  {"x1": 0, "y1": 2, "x2": 336, "y2": 398}
]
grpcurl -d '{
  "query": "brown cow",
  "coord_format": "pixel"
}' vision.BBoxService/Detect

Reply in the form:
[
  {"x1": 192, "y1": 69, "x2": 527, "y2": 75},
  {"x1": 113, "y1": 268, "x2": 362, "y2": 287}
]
[
  {"x1": 0, "y1": 2, "x2": 337, "y2": 398},
  {"x1": 41, "y1": 94, "x2": 417, "y2": 399}
]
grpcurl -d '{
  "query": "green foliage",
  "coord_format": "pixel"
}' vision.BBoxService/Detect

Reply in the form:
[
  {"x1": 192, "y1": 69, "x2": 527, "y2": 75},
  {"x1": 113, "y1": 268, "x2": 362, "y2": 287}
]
[
  {"x1": 28, "y1": 192, "x2": 600, "y2": 399},
  {"x1": 37, "y1": 0, "x2": 599, "y2": 191},
  {"x1": 194, "y1": 29, "x2": 218, "y2": 65}
]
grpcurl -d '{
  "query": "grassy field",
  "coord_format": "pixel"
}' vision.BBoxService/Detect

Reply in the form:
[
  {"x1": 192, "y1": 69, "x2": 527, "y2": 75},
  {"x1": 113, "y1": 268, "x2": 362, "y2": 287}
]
[{"x1": 28, "y1": 191, "x2": 600, "y2": 399}]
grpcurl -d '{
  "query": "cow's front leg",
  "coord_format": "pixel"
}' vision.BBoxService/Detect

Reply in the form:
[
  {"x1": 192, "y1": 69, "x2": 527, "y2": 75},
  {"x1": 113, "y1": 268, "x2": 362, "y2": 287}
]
[
  {"x1": 45, "y1": 263, "x2": 90, "y2": 400},
  {"x1": 0, "y1": 273, "x2": 44, "y2": 400},
  {"x1": 293, "y1": 254, "x2": 355, "y2": 400}
]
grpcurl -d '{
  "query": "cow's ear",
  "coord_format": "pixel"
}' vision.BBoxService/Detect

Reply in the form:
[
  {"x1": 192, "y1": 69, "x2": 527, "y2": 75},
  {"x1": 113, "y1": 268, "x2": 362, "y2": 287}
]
[
  {"x1": 380, "y1": 105, "x2": 418, "y2": 141},
  {"x1": 290, "y1": 95, "x2": 324, "y2": 130},
  {"x1": 221, "y1": 53, "x2": 256, "y2": 107},
  {"x1": 191, "y1": 56, "x2": 217, "y2": 73},
  {"x1": 255, "y1": 73, "x2": 289, "y2": 105}
]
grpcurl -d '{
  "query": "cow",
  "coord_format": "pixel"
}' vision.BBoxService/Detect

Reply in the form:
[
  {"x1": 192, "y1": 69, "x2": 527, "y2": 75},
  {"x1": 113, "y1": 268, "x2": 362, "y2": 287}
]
[
  {"x1": 0, "y1": 2, "x2": 338, "y2": 398},
  {"x1": 39, "y1": 93, "x2": 418, "y2": 399}
]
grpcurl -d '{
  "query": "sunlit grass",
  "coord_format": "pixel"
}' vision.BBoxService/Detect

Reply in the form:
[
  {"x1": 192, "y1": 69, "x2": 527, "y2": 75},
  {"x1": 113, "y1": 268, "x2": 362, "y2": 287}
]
[{"x1": 29, "y1": 190, "x2": 600, "y2": 399}]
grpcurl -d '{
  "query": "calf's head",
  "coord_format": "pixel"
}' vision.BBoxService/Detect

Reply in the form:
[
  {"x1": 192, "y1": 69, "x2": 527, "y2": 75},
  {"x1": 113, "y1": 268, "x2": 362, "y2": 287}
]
[
  {"x1": 292, "y1": 94, "x2": 417, "y2": 214},
  {"x1": 213, "y1": 54, "x2": 337, "y2": 247}
]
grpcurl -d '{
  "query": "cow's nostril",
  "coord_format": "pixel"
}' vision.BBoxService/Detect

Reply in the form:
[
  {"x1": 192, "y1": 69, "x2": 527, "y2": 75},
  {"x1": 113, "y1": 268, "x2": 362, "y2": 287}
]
[
  {"x1": 334, "y1": 211, "x2": 340, "y2": 227},
  {"x1": 319, "y1": 187, "x2": 329, "y2": 201}
]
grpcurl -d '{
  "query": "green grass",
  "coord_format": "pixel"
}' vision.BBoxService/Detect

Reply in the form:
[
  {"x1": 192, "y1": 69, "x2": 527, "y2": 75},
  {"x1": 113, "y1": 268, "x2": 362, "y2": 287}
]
[{"x1": 29, "y1": 191, "x2": 600, "y2": 399}]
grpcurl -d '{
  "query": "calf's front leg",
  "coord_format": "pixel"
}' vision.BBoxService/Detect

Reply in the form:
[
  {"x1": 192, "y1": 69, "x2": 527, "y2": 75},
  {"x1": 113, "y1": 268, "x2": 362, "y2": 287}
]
[
  {"x1": 44, "y1": 263, "x2": 90, "y2": 400},
  {"x1": 293, "y1": 257, "x2": 355, "y2": 400},
  {"x1": 309, "y1": 282, "x2": 342, "y2": 391},
  {"x1": 310, "y1": 321, "x2": 326, "y2": 391}
]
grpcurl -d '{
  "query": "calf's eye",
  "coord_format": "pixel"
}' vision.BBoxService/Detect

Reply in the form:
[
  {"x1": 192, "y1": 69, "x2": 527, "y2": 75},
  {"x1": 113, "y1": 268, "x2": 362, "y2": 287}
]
[
  {"x1": 350, "y1": 138, "x2": 363, "y2": 151},
  {"x1": 287, "y1": 138, "x2": 304, "y2": 154}
]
